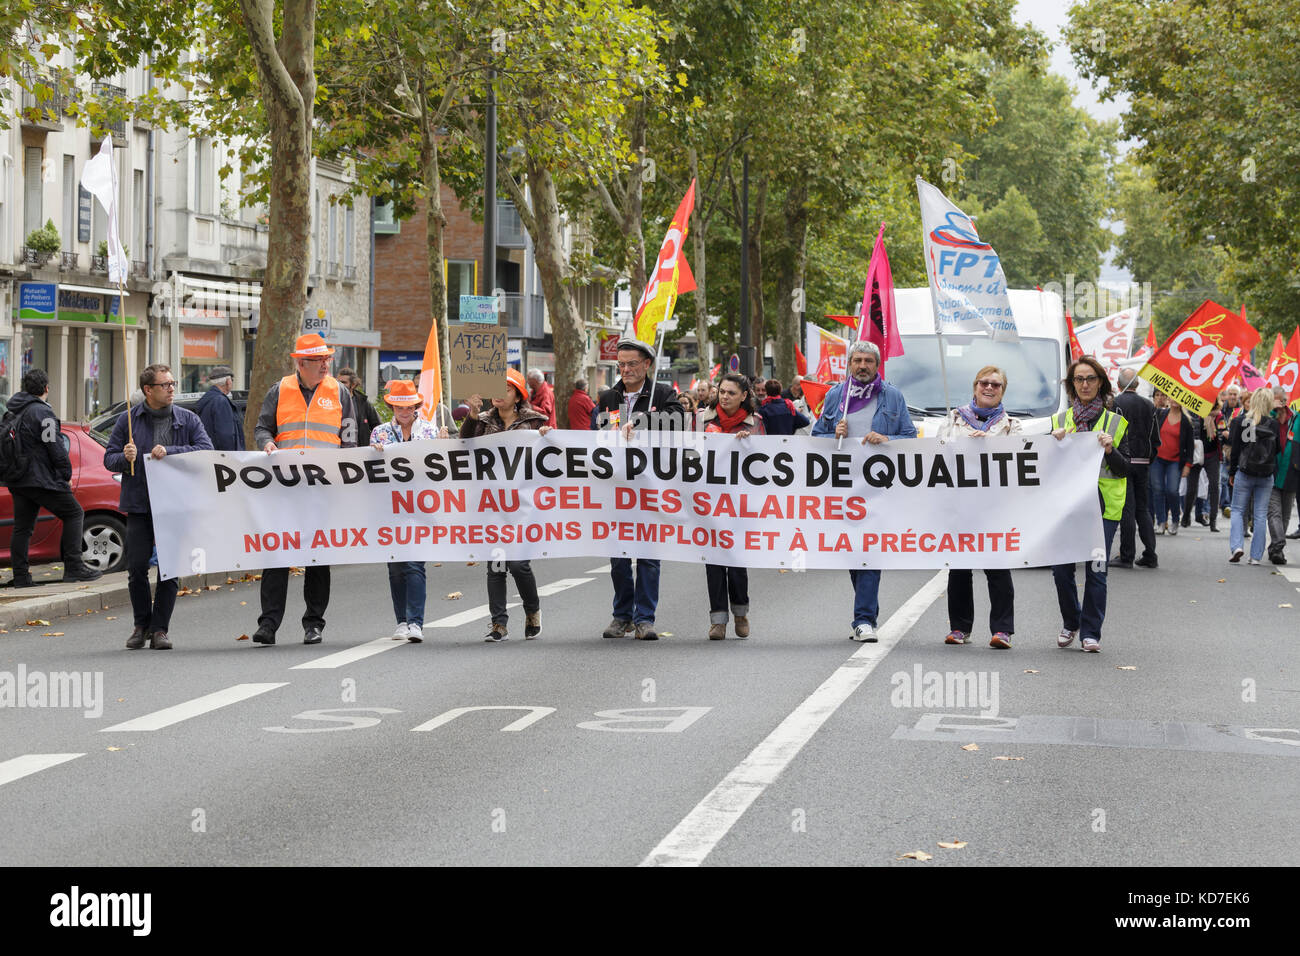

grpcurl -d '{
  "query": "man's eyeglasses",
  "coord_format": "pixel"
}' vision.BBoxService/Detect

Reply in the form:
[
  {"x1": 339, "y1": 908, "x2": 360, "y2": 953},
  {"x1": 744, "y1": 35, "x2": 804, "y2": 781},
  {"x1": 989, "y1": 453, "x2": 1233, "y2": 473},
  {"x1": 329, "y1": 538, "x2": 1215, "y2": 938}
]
[
  {"x1": 975, "y1": 380, "x2": 1004, "y2": 390},
  {"x1": 616, "y1": 361, "x2": 646, "y2": 370},
  {"x1": 147, "y1": 381, "x2": 177, "y2": 390}
]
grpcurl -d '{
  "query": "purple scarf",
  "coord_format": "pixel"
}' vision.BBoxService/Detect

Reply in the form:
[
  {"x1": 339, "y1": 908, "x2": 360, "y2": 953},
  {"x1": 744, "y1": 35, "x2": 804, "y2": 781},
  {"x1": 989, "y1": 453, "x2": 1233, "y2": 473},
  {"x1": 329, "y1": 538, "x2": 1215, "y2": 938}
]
[
  {"x1": 1071, "y1": 396, "x2": 1105, "y2": 431},
  {"x1": 844, "y1": 374, "x2": 884, "y2": 416},
  {"x1": 956, "y1": 401, "x2": 1005, "y2": 432}
]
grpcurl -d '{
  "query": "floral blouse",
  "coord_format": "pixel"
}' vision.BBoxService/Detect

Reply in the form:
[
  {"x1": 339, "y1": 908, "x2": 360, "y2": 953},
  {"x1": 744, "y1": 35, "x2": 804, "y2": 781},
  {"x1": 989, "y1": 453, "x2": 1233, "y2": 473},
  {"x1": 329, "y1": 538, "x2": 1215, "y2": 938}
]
[{"x1": 370, "y1": 417, "x2": 439, "y2": 446}]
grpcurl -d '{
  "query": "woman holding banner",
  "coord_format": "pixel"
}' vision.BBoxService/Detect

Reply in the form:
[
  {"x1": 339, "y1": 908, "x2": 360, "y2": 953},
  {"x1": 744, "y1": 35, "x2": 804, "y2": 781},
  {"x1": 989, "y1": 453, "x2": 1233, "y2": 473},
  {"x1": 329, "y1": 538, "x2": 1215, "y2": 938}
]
[
  {"x1": 937, "y1": 365, "x2": 1021, "y2": 649},
  {"x1": 1050, "y1": 356, "x2": 1130, "y2": 654},
  {"x1": 695, "y1": 373, "x2": 765, "y2": 640},
  {"x1": 443, "y1": 367, "x2": 552, "y2": 641},
  {"x1": 371, "y1": 380, "x2": 438, "y2": 641}
]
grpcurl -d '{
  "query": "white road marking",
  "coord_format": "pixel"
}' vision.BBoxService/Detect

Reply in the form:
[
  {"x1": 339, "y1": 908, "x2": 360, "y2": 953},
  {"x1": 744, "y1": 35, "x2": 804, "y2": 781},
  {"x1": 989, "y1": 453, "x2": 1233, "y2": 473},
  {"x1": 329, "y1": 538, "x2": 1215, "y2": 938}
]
[
  {"x1": 0, "y1": 753, "x2": 84, "y2": 787},
  {"x1": 585, "y1": 564, "x2": 612, "y2": 575},
  {"x1": 101, "y1": 683, "x2": 288, "y2": 732},
  {"x1": 640, "y1": 570, "x2": 949, "y2": 867},
  {"x1": 424, "y1": 602, "x2": 519, "y2": 629},
  {"x1": 535, "y1": 577, "x2": 593, "y2": 596},
  {"x1": 1277, "y1": 566, "x2": 1300, "y2": 584},
  {"x1": 293, "y1": 637, "x2": 407, "y2": 670}
]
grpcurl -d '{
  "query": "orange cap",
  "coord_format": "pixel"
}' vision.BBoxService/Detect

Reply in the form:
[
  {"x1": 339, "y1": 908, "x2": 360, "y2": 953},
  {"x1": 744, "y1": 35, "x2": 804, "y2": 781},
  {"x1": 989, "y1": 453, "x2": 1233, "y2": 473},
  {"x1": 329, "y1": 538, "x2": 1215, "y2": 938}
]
[
  {"x1": 506, "y1": 367, "x2": 529, "y2": 401},
  {"x1": 291, "y1": 333, "x2": 334, "y2": 358},
  {"x1": 384, "y1": 379, "x2": 422, "y2": 407}
]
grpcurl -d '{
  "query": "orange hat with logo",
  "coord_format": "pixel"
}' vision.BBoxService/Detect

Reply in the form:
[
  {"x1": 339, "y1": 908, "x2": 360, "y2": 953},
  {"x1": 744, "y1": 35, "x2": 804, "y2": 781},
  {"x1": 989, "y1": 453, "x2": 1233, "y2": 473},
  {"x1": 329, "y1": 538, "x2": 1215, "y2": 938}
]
[
  {"x1": 506, "y1": 367, "x2": 529, "y2": 401},
  {"x1": 384, "y1": 379, "x2": 422, "y2": 407},
  {"x1": 291, "y1": 333, "x2": 334, "y2": 358}
]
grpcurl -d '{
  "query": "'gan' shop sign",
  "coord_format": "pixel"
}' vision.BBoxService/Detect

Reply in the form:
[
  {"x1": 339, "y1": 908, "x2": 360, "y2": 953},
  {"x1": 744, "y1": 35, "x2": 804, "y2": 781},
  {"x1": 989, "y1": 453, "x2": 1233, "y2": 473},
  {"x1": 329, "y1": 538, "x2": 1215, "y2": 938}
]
[{"x1": 147, "y1": 432, "x2": 1107, "y2": 579}]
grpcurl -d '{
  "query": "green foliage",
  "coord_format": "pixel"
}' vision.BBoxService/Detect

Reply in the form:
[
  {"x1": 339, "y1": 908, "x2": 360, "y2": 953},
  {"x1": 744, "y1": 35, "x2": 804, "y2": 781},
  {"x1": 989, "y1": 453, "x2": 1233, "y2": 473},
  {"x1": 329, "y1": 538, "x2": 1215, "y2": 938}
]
[{"x1": 25, "y1": 219, "x2": 60, "y2": 253}]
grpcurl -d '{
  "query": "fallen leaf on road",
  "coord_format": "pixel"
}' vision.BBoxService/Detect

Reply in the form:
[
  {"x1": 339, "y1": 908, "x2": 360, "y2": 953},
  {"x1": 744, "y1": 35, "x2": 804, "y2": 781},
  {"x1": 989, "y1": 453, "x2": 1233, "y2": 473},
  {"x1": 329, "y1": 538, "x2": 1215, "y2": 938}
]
[
  {"x1": 1116, "y1": 665, "x2": 1137, "y2": 671},
  {"x1": 1023, "y1": 669, "x2": 1039, "y2": 674},
  {"x1": 226, "y1": 578, "x2": 235, "y2": 584},
  {"x1": 1189, "y1": 600, "x2": 1197, "y2": 604},
  {"x1": 899, "y1": 850, "x2": 933, "y2": 861},
  {"x1": 937, "y1": 840, "x2": 967, "y2": 849},
  {"x1": 206, "y1": 585, "x2": 221, "y2": 591},
  {"x1": 446, "y1": 591, "x2": 463, "y2": 600},
  {"x1": 1217, "y1": 579, "x2": 1226, "y2": 583},
  {"x1": 106, "y1": 746, "x2": 122, "y2": 752},
  {"x1": 236, "y1": 633, "x2": 250, "y2": 641},
  {"x1": 42, "y1": 632, "x2": 64, "y2": 636},
  {"x1": 433, "y1": 563, "x2": 442, "y2": 567},
  {"x1": 993, "y1": 756, "x2": 1024, "y2": 761},
  {"x1": 961, "y1": 743, "x2": 980, "y2": 751},
  {"x1": 465, "y1": 562, "x2": 477, "y2": 567},
  {"x1": 779, "y1": 569, "x2": 789, "y2": 573},
  {"x1": 105, "y1": 616, "x2": 116, "y2": 620},
  {"x1": 116, "y1": 698, "x2": 124, "y2": 702},
  {"x1": 1280, "y1": 603, "x2": 1293, "y2": 609},
  {"x1": 239, "y1": 601, "x2": 247, "y2": 606},
  {"x1": 660, "y1": 632, "x2": 674, "y2": 637},
  {"x1": 176, "y1": 587, "x2": 192, "y2": 595},
  {"x1": 26, "y1": 619, "x2": 50, "y2": 626},
  {"x1": 15, "y1": 628, "x2": 29, "y2": 632}
]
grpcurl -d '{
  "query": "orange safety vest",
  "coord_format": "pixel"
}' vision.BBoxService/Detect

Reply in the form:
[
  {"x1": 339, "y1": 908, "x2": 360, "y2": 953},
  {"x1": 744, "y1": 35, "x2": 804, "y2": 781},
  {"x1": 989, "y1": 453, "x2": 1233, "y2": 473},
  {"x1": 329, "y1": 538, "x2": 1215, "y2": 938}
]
[{"x1": 275, "y1": 374, "x2": 343, "y2": 449}]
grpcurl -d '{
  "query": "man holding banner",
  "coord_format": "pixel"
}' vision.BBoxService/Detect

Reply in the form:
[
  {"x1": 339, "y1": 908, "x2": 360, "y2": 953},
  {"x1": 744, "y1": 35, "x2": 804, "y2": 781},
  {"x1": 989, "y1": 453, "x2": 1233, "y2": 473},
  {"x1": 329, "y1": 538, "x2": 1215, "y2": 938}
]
[
  {"x1": 251, "y1": 333, "x2": 359, "y2": 646},
  {"x1": 810, "y1": 340, "x2": 917, "y2": 642}
]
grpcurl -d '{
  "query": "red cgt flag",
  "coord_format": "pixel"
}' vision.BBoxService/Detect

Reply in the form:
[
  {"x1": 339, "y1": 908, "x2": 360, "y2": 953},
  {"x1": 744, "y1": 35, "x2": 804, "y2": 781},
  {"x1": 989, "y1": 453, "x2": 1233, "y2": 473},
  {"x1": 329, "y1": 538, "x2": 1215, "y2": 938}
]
[
  {"x1": 801, "y1": 379, "x2": 833, "y2": 418},
  {"x1": 857, "y1": 223, "x2": 904, "y2": 362},
  {"x1": 1066, "y1": 310, "x2": 1083, "y2": 361},
  {"x1": 1137, "y1": 300, "x2": 1259, "y2": 416}
]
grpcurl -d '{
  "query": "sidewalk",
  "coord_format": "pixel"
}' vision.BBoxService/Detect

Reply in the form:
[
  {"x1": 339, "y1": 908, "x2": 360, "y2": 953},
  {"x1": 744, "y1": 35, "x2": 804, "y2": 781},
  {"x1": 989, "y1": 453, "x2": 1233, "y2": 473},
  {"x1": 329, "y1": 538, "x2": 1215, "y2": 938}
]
[{"x1": 0, "y1": 565, "x2": 260, "y2": 631}]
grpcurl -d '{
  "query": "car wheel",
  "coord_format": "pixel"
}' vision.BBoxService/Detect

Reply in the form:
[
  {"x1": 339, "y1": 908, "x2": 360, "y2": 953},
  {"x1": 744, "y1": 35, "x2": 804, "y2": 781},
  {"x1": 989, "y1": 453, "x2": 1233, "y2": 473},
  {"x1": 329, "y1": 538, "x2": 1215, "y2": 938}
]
[{"x1": 83, "y1": 514, "x2": 127, "y2": 574}]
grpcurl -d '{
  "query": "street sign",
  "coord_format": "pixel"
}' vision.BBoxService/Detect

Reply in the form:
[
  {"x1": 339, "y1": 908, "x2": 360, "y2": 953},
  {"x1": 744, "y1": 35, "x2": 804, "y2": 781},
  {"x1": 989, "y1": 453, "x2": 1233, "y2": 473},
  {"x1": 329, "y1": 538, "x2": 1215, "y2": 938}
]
[
  {"x1": 459, "y1": 295, "x2": 500, "y2": 323},
  {"x1": 728, "y1": 353, "x2": 740, "y2": 373},
  {"x1": 303, "y1": 308, "x2": 330, "y2": 338}
]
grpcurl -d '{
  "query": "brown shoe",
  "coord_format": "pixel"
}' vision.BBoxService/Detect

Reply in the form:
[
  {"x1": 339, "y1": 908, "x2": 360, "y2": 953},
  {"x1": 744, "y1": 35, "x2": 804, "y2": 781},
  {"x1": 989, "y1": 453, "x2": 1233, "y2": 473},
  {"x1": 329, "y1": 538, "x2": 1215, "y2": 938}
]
[
  {"x1": 149, "y1": 630, "x2": 173, "y2": 650},
  {"x1": 525, "y1": 612, "x2": 541, "y2": 640},
  {"x1": 126, "y1": 626, "x2": 148, "y2": 650},
  {"x1": 708, "y1": 621, "x2": 727, "y2": 640},
  {"x1": 733, "y1": 616, "x2": 750, "y2": 638}
]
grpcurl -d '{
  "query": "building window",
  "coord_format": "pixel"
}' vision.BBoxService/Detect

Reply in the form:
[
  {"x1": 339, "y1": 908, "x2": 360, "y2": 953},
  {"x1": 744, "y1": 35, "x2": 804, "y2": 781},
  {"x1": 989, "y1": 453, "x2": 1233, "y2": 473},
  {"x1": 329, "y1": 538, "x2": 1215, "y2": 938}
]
[
  {"x1": 344, "y1": 202, "x2": 355, "y2": 272},
  {"x1": 133, "y1": 169, "x2": 145, "y2": 262},
  {"x1": 194, "y1": 138, "x2": 214, "y2": 214},
  {"x1": 62, "y1": 155, "x2": 75, "y2": 253},
  {"x1": 328, "y1": 200, "x2": 337, "y2": 273},
  {"x1": 314, "y1": 189, "x2": 321, "y2": 274},
  {"x1": 446, "y1": 260, "x2": 476, "y2": 321},
  {"x1": 21, "y1": 327, "x2": 49, "y2": 377},
  {"x1": 24, "y1": 146, "x2": 43, "y2": 237}
]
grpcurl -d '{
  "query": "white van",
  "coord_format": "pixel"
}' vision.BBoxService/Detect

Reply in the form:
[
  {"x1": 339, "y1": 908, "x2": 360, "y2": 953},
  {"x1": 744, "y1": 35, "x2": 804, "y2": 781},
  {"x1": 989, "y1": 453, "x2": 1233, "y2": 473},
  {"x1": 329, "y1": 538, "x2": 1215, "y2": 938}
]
[{"x1": 883, "y1": 287, "x2": 1069, "y2": 436}]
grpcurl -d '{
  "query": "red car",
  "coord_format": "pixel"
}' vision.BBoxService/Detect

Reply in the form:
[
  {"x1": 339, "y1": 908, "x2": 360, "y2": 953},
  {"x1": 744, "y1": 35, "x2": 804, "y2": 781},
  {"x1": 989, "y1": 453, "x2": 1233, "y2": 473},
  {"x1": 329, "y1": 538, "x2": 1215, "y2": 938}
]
[{"x1": 0, "y1": 423, "x2": 127, "y2": 574}]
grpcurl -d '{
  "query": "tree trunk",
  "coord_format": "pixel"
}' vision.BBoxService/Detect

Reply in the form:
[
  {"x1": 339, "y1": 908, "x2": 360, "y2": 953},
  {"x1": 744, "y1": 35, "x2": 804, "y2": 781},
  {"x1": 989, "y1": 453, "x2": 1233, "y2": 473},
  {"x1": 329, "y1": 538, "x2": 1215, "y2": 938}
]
[
  {"x1": 774, "y1": 179, "x2": 809, "y2": 385},
  {"x1": 688, "y1": 147, "x2": 710, "y2": 376},
  {"x1": 239, "y1": 0, "x2": 315, "y2": 448},
  {"x1": 419, "y1": 88, "x2": 452, "y2": 407},
  {"x1": 749, "y1": 174, "x2": 767, "y2": 372},
  {"x1": 526, "y1": 160, "x2": 583, "y2": 427}
]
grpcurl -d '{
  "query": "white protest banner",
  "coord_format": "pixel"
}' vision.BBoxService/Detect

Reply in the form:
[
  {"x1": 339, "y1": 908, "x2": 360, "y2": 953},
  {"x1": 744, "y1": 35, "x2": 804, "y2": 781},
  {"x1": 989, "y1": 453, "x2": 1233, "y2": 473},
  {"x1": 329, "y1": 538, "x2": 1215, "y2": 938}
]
[
  {"x1": 917, "y1": 177, "x2": 1018, "y2": 342},
  {"x1": 1076, "y1": 308, "x2": 1138, "y2": 383},
  {"x1": 149, "y1": 432, "x2": 1105, "y2": 579}
]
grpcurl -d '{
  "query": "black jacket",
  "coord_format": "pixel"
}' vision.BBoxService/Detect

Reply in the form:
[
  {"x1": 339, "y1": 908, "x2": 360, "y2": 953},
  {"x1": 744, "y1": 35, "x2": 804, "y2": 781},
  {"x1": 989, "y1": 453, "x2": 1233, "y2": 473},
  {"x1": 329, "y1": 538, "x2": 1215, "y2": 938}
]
[
  {"x1": 1154, "y1": 407, "x2": 1194, "y2": 467},
  {"x1": 1229, "y1": 415, "x2": 1280, "y2": 478},
  {"x1": 596, "y1": 380, "x2": 685, "y2": 430},
  {"x1": 352, "y1": 388, "x2": 381, "y2": 446},
  {"x1": 4, "y1": 392, "x2": 72, "y2": 492},
  {"x1": 1113, "y1": 391, "x2": 1156, "y2": 462},
  {"x1": 194, "y1": 385, "x2": 244, "y2": 451}
]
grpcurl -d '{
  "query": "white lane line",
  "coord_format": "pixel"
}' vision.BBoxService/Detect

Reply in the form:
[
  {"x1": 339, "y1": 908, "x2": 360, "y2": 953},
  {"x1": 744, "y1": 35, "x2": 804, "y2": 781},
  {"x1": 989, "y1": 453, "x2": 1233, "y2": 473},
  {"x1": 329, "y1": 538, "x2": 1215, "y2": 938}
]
[
  {"x1": 425, "y1": 602, "x2": 519, "y2": 629},
  {"x1": 585, "y1": 564, "x2": 612, "y2": 575},
  {"x1": 535, "y1": 577, "x2": 593, "y2": 597},
  {"x1": 101, "y1": 683, "x2": 288, "y2": 732},
  {"x1": 293, "y1": 637, "x2": 407, "y2": 670},
  {"x1": 1277, "y1": 566, "x2": 1300, "y2": 584},
  {"x1": 640, "y1": 570, "x2": 948, "y2": 867},
  {"x1": 0, "y1": 753, "x2": 84, "y2": 787}
]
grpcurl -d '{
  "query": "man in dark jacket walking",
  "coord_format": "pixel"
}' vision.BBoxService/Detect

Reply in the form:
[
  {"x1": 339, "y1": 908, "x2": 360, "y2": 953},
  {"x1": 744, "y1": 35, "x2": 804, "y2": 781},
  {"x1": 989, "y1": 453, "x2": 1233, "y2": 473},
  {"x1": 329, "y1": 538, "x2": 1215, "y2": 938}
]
[
  {"x1": 3, "y1": 369, "x2": 102, "y2": 587},
  {"x1": 596, "y1": 338, "x2": 685, "y2": 641},
  {"x1": 104, "y1": 364, "x2": 213, "y2": 649},
  {"x1": 1114, "y1": 368, "x2": 1158, "y2": 567},
  {"x1": 194, "y1": 365, "x2": 244, "y2": 451}
]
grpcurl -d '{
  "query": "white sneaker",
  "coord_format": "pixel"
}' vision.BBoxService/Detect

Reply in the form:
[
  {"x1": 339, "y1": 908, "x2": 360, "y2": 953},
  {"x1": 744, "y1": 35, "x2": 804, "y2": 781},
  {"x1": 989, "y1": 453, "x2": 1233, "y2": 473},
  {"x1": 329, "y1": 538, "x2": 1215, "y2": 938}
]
[
  {"x1": 1057, "y1": 627, "x2": 1077, "y2": 648},
  {"x1": 1248, "y1": 558, "x2": 1262, "y2": 566},
  {"x1": 851, "y1": 623, "x2": 877, "y2": 643},
  {"x1": 1081, "y1": 637, "x2": 1101, "y2": 652},
  {"x1": 1168, "y1": 523, "x2": 1178, "y2": 536},
  {"x1": 392, "y1": 622, "x2": 409, "y2": 640},
  {"x1": 406, "y1": 622, "x2": 424, "y2": 642},
  {"x1": 1157, "y1": 523, "x2": 1166, "y2": 535}
]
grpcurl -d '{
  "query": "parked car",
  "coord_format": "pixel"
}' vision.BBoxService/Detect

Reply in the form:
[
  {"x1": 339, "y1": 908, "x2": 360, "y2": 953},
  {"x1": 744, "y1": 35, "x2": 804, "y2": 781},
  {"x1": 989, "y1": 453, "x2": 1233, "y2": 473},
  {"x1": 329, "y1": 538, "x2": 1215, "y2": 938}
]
[
  {"x1": 0, "y1": 423, "x2": 128, "y2": 574},
  {"x1": 89, "y1": 390, "x2": 249, "y2": 444}
]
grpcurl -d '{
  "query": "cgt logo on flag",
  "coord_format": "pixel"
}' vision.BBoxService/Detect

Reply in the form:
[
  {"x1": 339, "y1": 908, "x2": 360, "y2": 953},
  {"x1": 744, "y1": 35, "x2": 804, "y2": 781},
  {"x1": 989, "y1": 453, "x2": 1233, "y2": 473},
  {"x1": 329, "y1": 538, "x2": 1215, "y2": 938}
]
[
  {"x1": 1137, "y1": 300, "x2": 1259, "y2": 415},
  {"x1": 633, "y1": 180, "x2": 696, "y2": 346}
]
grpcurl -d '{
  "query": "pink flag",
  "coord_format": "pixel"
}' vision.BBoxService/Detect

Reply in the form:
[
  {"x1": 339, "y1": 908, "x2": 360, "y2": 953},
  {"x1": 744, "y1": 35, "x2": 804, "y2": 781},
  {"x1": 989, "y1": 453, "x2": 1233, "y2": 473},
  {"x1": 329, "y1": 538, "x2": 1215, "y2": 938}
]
[
  {"x1": 1240, "y1": 360, "x2": 1266, "y2": 391},
  {"x1": 857, "y1": 223, "x2": 904, "y2": 362}
]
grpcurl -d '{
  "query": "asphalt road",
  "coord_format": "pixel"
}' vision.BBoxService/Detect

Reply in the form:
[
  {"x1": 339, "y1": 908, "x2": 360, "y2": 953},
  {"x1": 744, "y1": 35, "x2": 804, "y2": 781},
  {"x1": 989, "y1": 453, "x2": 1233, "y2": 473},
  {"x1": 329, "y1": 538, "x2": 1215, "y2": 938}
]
[{"x1": 1, "y1": 520, "x2": 1296, "y2": 867}]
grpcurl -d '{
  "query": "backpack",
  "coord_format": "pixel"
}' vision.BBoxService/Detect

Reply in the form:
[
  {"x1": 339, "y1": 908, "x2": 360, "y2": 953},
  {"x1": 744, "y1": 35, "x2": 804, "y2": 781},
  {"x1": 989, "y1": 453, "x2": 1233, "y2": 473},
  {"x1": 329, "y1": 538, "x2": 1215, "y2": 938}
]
[
  {"x1": 1241, "y1": 418, "x2": 1277, "y2": 476},
  {"x1": 0, "y1": 408, "x2": 31, "y2": 485}
]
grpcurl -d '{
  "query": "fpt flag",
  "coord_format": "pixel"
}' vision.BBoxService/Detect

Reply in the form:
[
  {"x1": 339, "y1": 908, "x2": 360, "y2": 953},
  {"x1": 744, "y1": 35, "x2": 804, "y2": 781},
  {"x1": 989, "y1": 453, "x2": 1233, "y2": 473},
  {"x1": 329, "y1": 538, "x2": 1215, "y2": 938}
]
[
  {"x1": 858, "y1": 223, "x2": 904, "y2": 361},
  {"x1": 1137, "y1": 300, "x2": 1259, "y2": 416},
  {"x1": 80, "y1": 138, "x2": 130, "y2": 285},
  {"x1": 917, "y1": 177, "x2": 1018, "y2": 342},
  {"x1": 417, "y1": 322, "x2": 443, "y2": 422},
  {"x1": 633, "y1": 179, "x2": 696, "y2": 345}
]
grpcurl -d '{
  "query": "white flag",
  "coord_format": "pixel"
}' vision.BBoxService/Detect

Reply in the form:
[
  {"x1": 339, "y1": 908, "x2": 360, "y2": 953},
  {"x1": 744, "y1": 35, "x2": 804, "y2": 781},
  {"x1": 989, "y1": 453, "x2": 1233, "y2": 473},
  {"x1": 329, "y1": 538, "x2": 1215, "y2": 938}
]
[
  {"x1": 80, "y1": 137, "x2": 130, "y2": 285},
  {"x1": 917, "y1": 177, "x2": 1018, "y2": 342},
  {"x1": 1075, "y1": 308, "x2": 1138, "y2": 368}
]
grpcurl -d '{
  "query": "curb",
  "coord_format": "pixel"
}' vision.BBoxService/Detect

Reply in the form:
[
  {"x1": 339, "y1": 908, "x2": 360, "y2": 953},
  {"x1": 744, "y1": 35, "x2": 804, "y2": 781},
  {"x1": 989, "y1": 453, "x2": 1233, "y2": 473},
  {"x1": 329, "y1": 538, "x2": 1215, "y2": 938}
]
[{"x1": 0, "y1": 571, "x2": 259, "y2": 630}]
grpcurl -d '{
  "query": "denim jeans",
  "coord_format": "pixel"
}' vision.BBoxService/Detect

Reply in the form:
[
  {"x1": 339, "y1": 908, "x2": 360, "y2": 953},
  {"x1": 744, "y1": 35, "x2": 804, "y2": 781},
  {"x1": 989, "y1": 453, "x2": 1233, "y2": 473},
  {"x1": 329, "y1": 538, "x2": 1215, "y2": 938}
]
[
  {"x1": 1229, "y1": 473, "x2": 1272, "y2": 560},
  {"x1": 705, "y1": 564, "x2": 749, "y2": 624},
  {"x1": 610, "y1": 558, "x2": 659, "y2": 624},
  {"x1": 387, "y1": 561, "x2": 426, "y2": 626},
  {"x1": 1052, "y1": 517, "x2": 1118, "y2": 644},
  {"x1": 1150, "y1": 457, "x2": 1182, "y2": 527},
  {"x1": 848, "y1": 569, "x2": 881, "y2": 628}
]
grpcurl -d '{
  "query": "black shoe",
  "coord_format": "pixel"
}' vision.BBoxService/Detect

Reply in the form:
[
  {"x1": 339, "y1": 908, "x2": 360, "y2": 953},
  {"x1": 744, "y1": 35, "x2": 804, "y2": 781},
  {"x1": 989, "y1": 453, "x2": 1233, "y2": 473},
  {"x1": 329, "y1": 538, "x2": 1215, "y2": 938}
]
[
  {"x1": 303, "y1": 627, "x2": 323, "y2": 645},
  {"x1": 252, "y1": 627, "x2": 276, "y2": 645},
  {"x1": 1210, "y1": 523, "x2": 1220, "y2": 533},
  {"x1": 149, "y1": 630, "x2": 173, "y2": 650},
  {"x1": 1196, "y1": 515, "x2": 1209, "y2": 527},
  {"x1": 1110, "y1": 559, "x2": 1134, "y2": 569},
  {"x1": 1270, "y1": 553, "x2": 1287, "y2": 565},
  {"x1": 7, "y1": 574, "x2": 36, "y2": 588},
  {"x1": 1135, "y1": 554, "x2": 1158, "y2": 568},
  {"x1": 61, "y1": 565, "x2": 103, "y2": 583},
  {"x1": 1180, "y1": 517, "x2": 1191, "y2": 528},
  {"x1": 1288, "y1": 530, "x2": 1300, "y2": 540},
  {"x1": 126, "y1": 626, "x2": 148, "y2": 650}
]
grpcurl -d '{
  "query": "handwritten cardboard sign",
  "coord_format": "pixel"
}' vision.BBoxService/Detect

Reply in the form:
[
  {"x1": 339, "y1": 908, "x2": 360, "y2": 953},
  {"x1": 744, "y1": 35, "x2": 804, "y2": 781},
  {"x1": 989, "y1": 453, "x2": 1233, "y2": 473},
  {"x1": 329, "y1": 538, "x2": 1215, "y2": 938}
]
[{"x1": 448, "y1": 321, "x2": 508, "y2": 400}]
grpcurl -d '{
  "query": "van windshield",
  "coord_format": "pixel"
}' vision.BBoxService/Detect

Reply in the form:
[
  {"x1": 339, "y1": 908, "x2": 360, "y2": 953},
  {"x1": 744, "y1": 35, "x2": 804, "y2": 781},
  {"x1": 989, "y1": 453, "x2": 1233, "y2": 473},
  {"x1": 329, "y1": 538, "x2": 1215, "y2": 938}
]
[{"x1": 883, "y1": 335, "x2": 1062, "y2": 417}]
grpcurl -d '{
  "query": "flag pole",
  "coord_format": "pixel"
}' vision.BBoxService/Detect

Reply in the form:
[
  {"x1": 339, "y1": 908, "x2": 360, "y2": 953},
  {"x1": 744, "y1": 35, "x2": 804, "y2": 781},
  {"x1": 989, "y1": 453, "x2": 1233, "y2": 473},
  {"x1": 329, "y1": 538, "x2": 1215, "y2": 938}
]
[{"x1": 117, "y1": 281, "x2": 134, "y2": 476}]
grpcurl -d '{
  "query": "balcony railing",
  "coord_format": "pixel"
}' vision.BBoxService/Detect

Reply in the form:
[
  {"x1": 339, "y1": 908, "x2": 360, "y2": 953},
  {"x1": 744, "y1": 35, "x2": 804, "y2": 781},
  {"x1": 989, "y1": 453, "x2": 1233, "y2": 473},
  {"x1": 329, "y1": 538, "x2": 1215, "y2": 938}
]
[
  {"x1": 343, "y1": 265, "x2": 357, "y2": 282},
  {"x1": 19, "y1": 68, "x2": 67, "y2": 129},
  {"x1": 61, "y1": 252, "x2": 79, "y2": 270},
  {"x1": 91, "y1": 82, "x2": 128, "y2": 146},
  {"x1": 90, "y1": 254, "x2": 108, "y2": 273},
  {"x1": 132, "y1": 260, "x2": 148, "y2": 278},
  {"x1": 497, "y1": 201, "x2": 526, "y2": 248},
  {"x1": 501, "y1": 293, "x2": 545, "y2": 339},
  {"x1": 21, "y1": 247, "x2": 56, "y2": 267}
]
